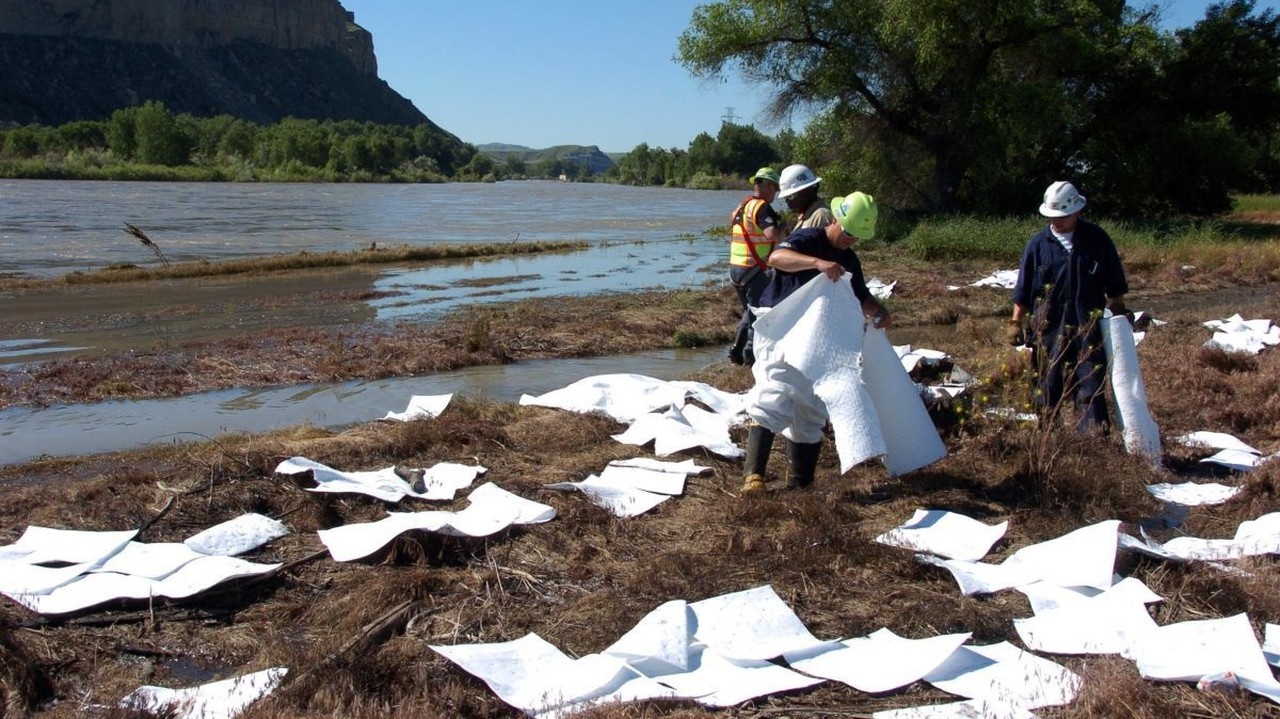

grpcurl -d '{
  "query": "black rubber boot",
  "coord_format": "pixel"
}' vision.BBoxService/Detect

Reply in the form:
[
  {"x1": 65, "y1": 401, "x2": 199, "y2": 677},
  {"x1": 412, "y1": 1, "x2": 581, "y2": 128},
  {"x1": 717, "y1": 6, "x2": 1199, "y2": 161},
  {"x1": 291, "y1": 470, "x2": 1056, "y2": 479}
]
[
  {"x1": 785, "y1": 441, "x2": 821, "y2": 489},
  {"x1": 741, "y1": 423, "x2": 775, "y2": 494}
]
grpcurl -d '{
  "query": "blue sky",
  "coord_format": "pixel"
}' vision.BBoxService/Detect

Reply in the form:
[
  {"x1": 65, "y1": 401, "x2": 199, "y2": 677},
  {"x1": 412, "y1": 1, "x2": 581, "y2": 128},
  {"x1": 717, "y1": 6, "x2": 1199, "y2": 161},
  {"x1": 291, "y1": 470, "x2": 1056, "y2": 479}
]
[{"x1": 339, "y1": 1, "x2": 1275, "y2": 153}]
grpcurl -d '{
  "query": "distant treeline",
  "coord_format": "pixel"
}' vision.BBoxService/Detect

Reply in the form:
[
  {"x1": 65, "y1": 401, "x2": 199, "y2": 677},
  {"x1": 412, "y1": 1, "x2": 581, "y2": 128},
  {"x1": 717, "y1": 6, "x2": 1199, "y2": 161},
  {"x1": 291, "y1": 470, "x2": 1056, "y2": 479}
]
[
  {"x1": 0, "y1": 100, "x2": 789, "y2": 188},
  {"x1": 0, "y1": 100, "x2": 486, "y2": 182}
]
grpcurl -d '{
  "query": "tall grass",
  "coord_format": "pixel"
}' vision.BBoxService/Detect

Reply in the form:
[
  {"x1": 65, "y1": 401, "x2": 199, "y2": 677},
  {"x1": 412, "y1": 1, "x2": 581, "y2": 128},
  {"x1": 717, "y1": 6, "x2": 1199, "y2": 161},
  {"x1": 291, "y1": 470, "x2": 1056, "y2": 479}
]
[
  {"x1": 900, "y1": 216, "x2": 1037, "y2": 261},
  {"x1": 900, "y1": 214, "x2": 1280, "y2": 265},
  {"x1": 1232, "y1": 194, "x2": 1280, "y2": 213}
]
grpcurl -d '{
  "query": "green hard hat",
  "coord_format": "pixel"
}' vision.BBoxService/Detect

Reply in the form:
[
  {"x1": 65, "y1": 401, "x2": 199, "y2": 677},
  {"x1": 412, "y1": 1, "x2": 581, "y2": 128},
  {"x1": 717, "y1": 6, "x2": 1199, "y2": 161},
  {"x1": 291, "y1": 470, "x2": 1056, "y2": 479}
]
[
  {"x1": 749, "y1": 167, "x2": 781, "y2": 185},
  {"x1": 831, "y1": 191, "x2": 878, "y2": 240}
]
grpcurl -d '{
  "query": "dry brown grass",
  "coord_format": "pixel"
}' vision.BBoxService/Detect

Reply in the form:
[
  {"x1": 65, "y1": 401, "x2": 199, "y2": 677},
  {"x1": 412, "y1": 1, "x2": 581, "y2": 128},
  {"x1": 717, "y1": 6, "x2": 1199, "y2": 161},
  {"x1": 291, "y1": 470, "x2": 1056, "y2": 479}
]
[{"x1": 1, "y1": 251, "x2": 1279, "y2": 717}]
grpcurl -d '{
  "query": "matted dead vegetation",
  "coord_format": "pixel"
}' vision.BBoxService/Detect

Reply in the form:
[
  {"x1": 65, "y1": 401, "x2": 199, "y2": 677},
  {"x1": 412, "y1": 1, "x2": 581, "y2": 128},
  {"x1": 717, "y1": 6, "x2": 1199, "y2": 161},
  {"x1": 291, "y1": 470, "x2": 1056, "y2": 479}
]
[{"x1": 0, "y1": 243, "x2": 1279, "y2": 717}]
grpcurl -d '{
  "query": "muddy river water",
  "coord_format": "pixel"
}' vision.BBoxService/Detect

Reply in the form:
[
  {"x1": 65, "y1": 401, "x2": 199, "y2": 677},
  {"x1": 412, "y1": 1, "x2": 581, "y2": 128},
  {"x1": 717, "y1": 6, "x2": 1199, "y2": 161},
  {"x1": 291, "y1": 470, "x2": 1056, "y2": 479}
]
[{"x1": 0, "y1": 180, "x2": 757, "y2": 464}]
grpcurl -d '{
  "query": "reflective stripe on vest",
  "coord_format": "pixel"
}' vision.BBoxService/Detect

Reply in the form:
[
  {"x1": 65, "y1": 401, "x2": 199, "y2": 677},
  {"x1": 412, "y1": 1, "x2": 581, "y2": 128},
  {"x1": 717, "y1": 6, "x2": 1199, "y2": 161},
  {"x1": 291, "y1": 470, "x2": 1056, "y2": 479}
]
[{"x1": 730, "y1": 197, "x2": 774, "y2": 267}]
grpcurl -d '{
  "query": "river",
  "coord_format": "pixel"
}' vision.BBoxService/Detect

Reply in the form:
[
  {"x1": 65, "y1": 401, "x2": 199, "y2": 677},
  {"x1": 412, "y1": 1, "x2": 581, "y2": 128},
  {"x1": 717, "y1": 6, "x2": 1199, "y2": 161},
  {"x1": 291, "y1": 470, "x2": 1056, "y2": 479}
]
[
  {"x1": 0, "y1": 180, "x2": 751, "y2": 465},
  {"x1": 0, "y1": 179, "x2": 746, "y2": 278}
]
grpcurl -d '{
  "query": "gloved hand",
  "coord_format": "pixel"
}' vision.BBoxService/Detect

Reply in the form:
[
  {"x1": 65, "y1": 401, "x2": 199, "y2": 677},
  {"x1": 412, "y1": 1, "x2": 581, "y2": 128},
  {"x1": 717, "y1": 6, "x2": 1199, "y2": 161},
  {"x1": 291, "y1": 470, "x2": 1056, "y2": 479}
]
[
  {"x1": 1109, "y1": 301, "x2": 1134, "y2": 325},
  {"x1": 1004, "y1": 319, "x2": 1025, "y2": 346}
]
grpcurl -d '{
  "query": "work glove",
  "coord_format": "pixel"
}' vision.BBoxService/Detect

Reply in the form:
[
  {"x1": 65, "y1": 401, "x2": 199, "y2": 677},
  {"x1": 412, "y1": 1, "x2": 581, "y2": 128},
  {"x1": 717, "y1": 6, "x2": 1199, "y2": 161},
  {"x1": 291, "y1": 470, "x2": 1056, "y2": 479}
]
[
  {"x1": 1109, "y1": 303, "x2": 1135, "y2": 326},
  {"x1": 1004, "y1": 319, "x2": 1025, "y2": 347}
]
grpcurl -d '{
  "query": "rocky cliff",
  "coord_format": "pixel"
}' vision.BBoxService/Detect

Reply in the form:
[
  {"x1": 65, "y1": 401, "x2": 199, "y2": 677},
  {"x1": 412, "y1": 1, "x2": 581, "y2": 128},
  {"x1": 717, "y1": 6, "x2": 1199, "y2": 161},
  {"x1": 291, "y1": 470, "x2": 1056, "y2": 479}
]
[{"x1": 0, "y1": 0, "x2": 433, "y2": 127}]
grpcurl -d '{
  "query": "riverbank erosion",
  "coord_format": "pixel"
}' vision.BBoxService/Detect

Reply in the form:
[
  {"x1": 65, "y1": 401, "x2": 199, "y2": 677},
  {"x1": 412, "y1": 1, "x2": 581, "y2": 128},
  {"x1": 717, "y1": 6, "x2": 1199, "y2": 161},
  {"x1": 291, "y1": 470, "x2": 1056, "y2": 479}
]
[{"x1": 1, "y1": 245, "x2": 1279, "y2": 717}]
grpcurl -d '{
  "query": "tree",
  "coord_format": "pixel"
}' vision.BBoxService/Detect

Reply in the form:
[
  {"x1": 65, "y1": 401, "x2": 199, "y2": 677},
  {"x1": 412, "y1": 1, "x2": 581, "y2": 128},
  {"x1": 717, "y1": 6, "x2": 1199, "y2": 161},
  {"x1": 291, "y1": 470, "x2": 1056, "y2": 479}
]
[
  {"x1": 106, "y1": 106, "x2": 139, "y2": 160},
  {"x1": 678, "y1": 0, "x2": 1135, "y2": 213},
  {"x1": 1, "y1": 126, "x2": 40, "y2": 158},
  {"x1": 48, "y1": 121, "x2": 107, "y2": 154},
  {"x1": 134, "y1": 101, "x2": 190, "y2": 166},
  {"x1": 685, "y1": 132, "x2": 720, "y2": 176},
  {"x1": 714, "y1": 122, "x2": 779, "y2": 176},
  {"x1": 1168, "y1": 0, "x2": 1280, "y2": 192}
]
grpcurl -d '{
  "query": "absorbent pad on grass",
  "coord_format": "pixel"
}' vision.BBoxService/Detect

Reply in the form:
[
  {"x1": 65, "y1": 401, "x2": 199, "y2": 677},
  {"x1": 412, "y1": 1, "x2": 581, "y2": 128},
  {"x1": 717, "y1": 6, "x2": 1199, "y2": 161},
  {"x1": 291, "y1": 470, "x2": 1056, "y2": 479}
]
[
  {"x1": 276, "y1": 456, "x2": 485, "y2": 502},
  {"x1": 786, "y1": 628, "x2": 971, "y2": 693},
  {"x1": 875, "y1": 509, "x2": 1009, "y2": 562},
  {"x1": 317, "y1": 482, "x2": 554, "y2": 561},
  {"x1": 923, "y1": 641, "x2": 1081, "y2": 709},
  {"x1": 1146, "y1": 481, "x2": 1242, "y2": 506},
  {"x1": 184, "y1": 513, "x2": 289, "y2": 556},
  {"x1": 920, "y1": 520, "x2": 1120, "y2": 596},
  {"x1": 546, "y1": 458, "x2": 705, "y2": 518},
  {"x1": 1130, "y1": 613, "x2": 1280, "y2": 705},
  {"x1": 120, "y1": 667, "x2": 288, "y2": 719}
]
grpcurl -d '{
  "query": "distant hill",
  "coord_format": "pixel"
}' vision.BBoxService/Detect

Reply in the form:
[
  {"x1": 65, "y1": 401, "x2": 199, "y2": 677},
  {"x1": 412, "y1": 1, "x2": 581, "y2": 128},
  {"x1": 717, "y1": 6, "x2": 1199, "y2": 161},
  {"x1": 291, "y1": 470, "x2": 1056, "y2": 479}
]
[
  {"x1": 477, "y1": 143, "x2": 616, "y2": 176},
  {"x1": 0, "y1": 0, "x2": 440, "y2": 129}
]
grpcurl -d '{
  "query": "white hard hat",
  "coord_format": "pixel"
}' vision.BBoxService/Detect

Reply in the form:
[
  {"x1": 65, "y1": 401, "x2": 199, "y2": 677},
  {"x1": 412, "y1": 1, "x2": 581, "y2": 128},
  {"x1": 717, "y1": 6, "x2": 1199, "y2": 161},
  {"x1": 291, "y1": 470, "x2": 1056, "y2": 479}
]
[
  {"x1": 778, "y1": 164, "x2": 822, "y2": 199},
  {"x1": 1039, "y1": 180, "x2": 1086, "y2": 217}
]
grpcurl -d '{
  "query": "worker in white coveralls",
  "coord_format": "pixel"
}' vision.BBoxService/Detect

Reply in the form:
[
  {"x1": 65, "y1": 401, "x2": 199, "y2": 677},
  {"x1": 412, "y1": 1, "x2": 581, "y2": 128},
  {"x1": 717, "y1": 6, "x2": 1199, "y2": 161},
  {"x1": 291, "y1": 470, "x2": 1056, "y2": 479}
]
[{"x1": 740, "y1": 192, "x2": 890, "y2": 494}]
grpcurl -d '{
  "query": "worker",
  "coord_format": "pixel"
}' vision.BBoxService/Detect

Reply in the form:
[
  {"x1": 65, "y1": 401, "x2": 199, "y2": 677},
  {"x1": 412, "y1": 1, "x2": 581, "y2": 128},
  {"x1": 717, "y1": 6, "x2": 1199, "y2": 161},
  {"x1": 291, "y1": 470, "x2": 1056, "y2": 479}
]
[
  {"x1": 741, "y1": 191, "x2": 890, "y2": 493},
  {"x1": 1008, "y1": 180, "x2": 1130, "y2": 433},
  {"x1": 777, "y1": 164, "x2": 833, "y2": 231},
  {"x1": 727, "y1": 167, "x2": 782, "y2": 366}
]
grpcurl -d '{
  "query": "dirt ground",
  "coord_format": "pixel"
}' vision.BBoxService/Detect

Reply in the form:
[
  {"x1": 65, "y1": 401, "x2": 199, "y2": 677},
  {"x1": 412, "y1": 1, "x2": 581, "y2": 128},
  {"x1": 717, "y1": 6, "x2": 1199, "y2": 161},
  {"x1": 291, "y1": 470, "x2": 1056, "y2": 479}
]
[{"x1": 1, "y1": 249, "x2": 1280, "y2": 718}]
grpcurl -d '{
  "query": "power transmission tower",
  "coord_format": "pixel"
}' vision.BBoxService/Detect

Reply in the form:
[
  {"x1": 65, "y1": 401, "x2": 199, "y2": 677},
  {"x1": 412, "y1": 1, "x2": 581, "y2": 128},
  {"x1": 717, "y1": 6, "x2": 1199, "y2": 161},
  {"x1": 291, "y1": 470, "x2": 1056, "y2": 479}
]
[{"x1": 721, "y1": 107, "x2": 738, "y2": 125}]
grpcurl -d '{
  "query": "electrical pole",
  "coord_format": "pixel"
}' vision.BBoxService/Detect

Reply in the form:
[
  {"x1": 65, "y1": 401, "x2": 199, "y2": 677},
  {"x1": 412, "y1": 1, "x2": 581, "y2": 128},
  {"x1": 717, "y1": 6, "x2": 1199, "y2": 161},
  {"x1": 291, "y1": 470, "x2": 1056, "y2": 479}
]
[{"x1": 721, "y1": 107, "x2": 738, "y2": 125}]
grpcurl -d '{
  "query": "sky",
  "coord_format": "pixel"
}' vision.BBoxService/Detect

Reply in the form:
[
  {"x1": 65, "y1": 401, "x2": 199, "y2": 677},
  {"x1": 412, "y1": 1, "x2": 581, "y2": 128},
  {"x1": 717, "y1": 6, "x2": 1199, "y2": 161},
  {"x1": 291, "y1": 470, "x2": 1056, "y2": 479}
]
[{"x1": 338, "y1": 1, "x2": 1277, "y2": 154}]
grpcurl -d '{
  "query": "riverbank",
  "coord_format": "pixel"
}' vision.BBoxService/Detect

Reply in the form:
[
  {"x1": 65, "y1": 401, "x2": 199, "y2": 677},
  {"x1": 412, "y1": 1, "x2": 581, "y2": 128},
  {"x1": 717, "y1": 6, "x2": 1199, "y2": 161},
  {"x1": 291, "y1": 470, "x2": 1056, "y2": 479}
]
[{"x1": 1, "y1": 240, "x2": 1279, "y2": 716}]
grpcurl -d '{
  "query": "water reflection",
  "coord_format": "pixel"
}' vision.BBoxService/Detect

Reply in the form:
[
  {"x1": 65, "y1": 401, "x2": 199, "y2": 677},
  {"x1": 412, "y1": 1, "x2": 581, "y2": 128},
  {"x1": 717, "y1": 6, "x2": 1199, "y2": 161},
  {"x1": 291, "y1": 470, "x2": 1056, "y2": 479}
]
[
  {"x1": 0, "y1": 348, "x2": 724, "y2": 466},
  {"x1": 371, "y1": 237, "x2": 721, "y2": 320}
]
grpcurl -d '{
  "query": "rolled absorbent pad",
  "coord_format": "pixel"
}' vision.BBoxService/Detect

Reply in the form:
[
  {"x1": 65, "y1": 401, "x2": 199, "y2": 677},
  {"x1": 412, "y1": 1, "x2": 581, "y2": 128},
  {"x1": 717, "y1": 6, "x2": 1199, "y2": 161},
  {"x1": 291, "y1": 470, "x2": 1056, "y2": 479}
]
[
  {"x1": 860, "y1": 327, "x2": 948, "y2": 476},
  {"x1": 1103, "y1": 315, "x2": 1161, "y2": 463}
]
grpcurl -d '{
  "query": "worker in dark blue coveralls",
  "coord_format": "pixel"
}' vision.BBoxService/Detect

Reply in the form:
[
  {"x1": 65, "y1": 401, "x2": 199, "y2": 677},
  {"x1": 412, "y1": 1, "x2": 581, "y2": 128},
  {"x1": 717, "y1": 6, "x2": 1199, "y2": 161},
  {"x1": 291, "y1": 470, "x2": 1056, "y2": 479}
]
[{"x1": 1008, "y1": 181, "x2": 1130, "y2": 433}]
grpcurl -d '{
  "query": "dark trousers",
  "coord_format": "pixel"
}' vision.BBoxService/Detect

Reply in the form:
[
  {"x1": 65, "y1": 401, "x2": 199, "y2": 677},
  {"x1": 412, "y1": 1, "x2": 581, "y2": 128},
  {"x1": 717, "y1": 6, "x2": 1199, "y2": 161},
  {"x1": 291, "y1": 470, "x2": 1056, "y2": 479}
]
[
  {"x1": 1035, "y1": 323, "x2": 1110, "y2": 433},
  {"x1": 730, "y1": 265, "x2": 768, "y2": 357}
]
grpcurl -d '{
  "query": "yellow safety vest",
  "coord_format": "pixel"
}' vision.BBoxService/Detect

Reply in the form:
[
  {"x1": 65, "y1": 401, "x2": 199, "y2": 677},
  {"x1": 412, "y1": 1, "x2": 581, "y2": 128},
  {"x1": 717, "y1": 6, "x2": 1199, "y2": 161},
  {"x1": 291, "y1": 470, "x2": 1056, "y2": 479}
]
[{"x1": 729, "y1": 196, "x2": 774, "y2": 268}]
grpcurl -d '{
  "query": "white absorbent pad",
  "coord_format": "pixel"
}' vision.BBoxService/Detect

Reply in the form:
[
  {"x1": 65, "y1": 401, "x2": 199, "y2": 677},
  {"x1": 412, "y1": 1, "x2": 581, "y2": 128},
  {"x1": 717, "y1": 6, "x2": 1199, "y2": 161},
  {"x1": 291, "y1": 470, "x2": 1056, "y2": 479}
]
[
  {"x1": 688, "y1": 584, "x2": 840, "y2": 661},
  {"x1": 381, "y1": 393, "x2": 452, "y2": 421},
  {"x1": 1013, "y1": 578, "x2": 1161, "y2": 655},
  {"x1": 748, "y1": 276, "x2": 885, "y2": 472},
  {"x1": 875, "y1": 509, "x2": 1008, "y2": 561},
  {"x1": 545, "y1": 458, "x2": 706, "y2": 518},
  {"x1": 921, "y1": 520, "x2": 1120, "y2": 596},
  {"x1": 430, "y1": 632, "x2": 680, "y2": 718},
  {"x1": 861, "y1": 327, "x2": 948, "y2": 476},
  {"x1": 1146, "y1": 481, "x2": 1241, "y2": 506},
  {"x1": 184, "y1": 513, "x2": 289, "y2": 556},
  {"x1": 786, "y1": 628, "x2": 971, "y2": 694},
  {"x1": 1203, "y1": 314, "x2": 1280, "y2": 354},
  {"x1": 1130, "y1": 613, "x2": 1280, "y2": 704},
  {"x1": 276, "y1": 456, "x2": 485, "y2": 502},
  {"x1": 120, "y1": 667, "x2": 288, "y2": 719},
  {"x1": 16, "y1": 555, "x2": 282, "y2": 615},
  {"x1": 923, "y1": 641, "x2": 1081, "y2": 709},
  {"x1": 317, "y1": 482, "x2": 555, "y2": 561},
  {"x1": 611, "y1": 403, "x2": 743, "y2": 458},
  {"x1": 518, "y1": 374, "x2": 746, "y2": 426},
  {"x1": 1103, "y1": 315, "x2": 1161, "y2": 462}
]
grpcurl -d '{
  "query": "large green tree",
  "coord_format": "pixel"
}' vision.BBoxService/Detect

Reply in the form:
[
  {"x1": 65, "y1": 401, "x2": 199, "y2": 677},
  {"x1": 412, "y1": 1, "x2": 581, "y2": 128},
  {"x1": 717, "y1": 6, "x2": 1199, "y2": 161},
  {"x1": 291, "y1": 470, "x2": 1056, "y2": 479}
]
[{"x1": 679, "y1": 0, "x2": 1138, "y2": 213}]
